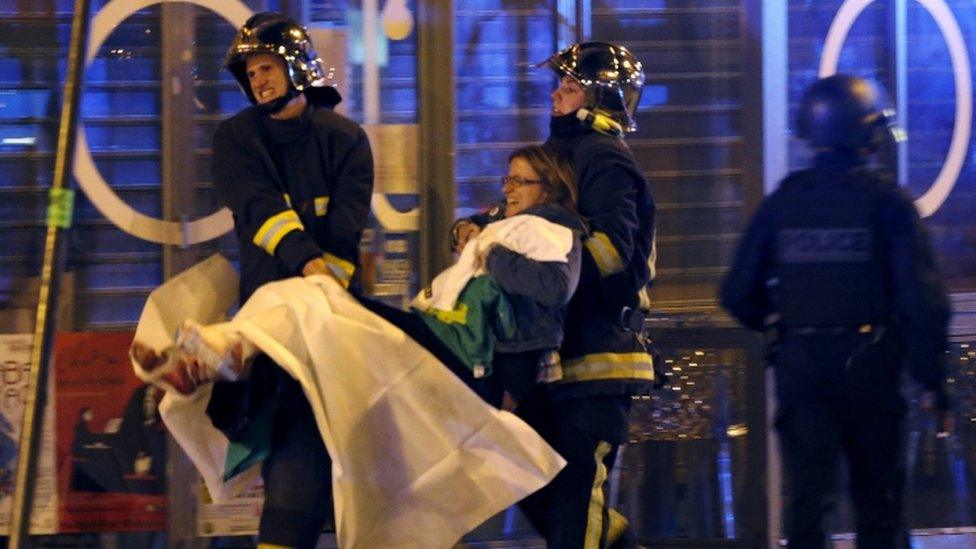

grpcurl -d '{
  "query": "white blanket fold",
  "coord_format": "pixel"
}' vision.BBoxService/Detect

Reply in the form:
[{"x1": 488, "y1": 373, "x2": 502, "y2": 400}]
[
  {"x1": 132, "y1": 255, "x2": 565, "y2": 548},
  {"x1": 411, "y1": 213, "x2": 574, "y2": 311}
]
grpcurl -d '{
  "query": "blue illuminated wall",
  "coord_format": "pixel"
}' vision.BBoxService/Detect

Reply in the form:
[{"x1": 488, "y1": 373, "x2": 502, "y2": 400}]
[
  {"x1": 2, "y1": 1, "x2": 158, "y2": 327},
  {"x1": 0, "y1": 0, "x2": 750, "y2": 327},
  {"x1": 0, "y1": 0, "x2": 423, "y2": 328},
  {"x1": 454, "y1": 0, "x2": 749, "y2": 308}
]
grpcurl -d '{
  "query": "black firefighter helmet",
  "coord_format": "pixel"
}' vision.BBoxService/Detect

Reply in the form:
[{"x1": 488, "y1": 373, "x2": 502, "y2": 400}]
[
  {"x1": 796, "y1": 74, "x2": 901, "y2": 152},
  {"x1": 224, "y1": 12, "x2": 341, "y2": 108},
  {"x1": 539, "y1": 41, "x2": 645, "y2": 133}
]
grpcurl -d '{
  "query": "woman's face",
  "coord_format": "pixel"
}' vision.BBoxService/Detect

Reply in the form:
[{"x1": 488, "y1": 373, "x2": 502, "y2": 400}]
[{"x1": 503, "y1": 157, "x2": 547, "y2": 217}]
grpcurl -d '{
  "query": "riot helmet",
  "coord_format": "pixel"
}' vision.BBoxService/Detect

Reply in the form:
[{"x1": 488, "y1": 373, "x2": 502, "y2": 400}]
[
  {"x1": 795, "y1": 74, "x2": 898, "y2": 152},
  {"x1": 539, "y1": 41, "x2": 645, "y2": 133},
  {"x1": 224, "y1": 12, "x2": 341, "y2": 110}
]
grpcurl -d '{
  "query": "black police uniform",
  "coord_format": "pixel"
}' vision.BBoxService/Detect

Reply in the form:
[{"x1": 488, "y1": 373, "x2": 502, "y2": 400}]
[{"x1": 721, "y1": 149, "x2": 949, "y2": 548}]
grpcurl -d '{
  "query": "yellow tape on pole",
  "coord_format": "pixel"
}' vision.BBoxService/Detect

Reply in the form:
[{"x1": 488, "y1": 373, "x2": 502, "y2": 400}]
[{"x1": 46, "y1": 188, "x2": 75, "y2": 229}]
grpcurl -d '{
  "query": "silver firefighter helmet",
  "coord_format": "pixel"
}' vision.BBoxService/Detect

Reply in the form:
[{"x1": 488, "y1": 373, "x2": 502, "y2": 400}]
[
  {"x1": 539, "y1": 41, "x2": 645, "y2": 132},
  {"x1": 224, "y1": 12, "x2": 341, "y2": 108}
]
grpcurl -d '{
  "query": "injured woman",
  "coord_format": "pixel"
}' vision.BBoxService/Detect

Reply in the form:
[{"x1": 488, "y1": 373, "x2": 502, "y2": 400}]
[{"x1": 129, "y1": 145, "x2": 584, "y2": 548}]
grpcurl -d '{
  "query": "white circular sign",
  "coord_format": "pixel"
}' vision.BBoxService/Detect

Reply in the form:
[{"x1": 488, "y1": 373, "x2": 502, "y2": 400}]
[
  {"x1": 74, "y1": 0, "x2": 252, "y2": 244},
  {"x1": 819, "y1": 0, "x2": 972, "y2": 218}
]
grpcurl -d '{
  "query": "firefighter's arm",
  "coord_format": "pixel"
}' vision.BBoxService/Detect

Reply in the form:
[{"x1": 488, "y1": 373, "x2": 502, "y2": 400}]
[
  {"x1": 575, "y1": 145, "x2": 642, "y2": 280},
  {"x1": 319, "y1": 125, "x2": 375, "y2": 287}
]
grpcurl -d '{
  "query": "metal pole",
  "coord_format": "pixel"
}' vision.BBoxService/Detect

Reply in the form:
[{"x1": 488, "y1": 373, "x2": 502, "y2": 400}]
[
  {"x1": 759, "y1": 0, "x2": 789, "y2": 198},
  {"x1": 740, "y1": 0, "x2": 780, "y2": 545},
  {"x1": 576, "y1": 0, "x2": 591, "y2": 42},
  {"x1": 417, "y1": 0, "x2": 455, "y2": 283},
  {"x1": 556, "y1": 0, "x2": 590, "y2": 47},
  {"x1": 10, "y1": 0, "x2": 90, "y2": 545},
  {"x1": 556, "y1": 0, "x2": 576, "y2": 48},
  {"x1": 160, "y1": 5, "x2": 205, "y2": 547},
  {"x1": 890, "y1": 0, "x2": 909, "y2": 187},
  {"x1": 363, "y1": 0, "x2": 381, "y2": 125}
]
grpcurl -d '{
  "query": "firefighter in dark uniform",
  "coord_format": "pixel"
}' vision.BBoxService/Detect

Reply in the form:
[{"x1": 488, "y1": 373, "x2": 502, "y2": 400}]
[
  {"x1": 454, "y1": 42, "x2": 656, "y2": 548},
  {"x1": 210, "y1": 13, "x2": 373, "y2": 549},
  {"x1": 721, "y1": 74, "x2": 952, "y2": 549}
]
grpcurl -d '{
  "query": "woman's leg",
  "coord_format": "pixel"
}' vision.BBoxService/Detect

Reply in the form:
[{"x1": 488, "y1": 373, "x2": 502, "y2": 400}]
[{"x1": 492, "y1": 351, "x2": 542, "y2": 405}]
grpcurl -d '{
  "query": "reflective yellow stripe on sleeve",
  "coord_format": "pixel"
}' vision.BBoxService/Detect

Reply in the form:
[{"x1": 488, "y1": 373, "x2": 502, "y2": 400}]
[
  {"x1": 323, "y1": 252, "x2": 355, "y2": 289},
  {"x1": 559, "y1": 352, "x2": 655, "y2": 383},
  {"x1": 314, "y1": 196, "x2": 330, "y2": 216},
  {"x1": 584, "y1": 231, "x2": 625, "y2": 277},
  {"x1": 253, "y1": 209, "x2": 304, "y2": 256},
  {"x1": 584, "y1": 441, "x2": 613, "y2": 549}
]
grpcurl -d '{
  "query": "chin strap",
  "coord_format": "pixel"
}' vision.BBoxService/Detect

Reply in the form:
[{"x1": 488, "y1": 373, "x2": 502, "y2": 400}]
[
  {"x1": 256, "y1": 86, "x2": 299, "y2": 115},
  {"x1": 576, "y1": 108, "x2": 624, "y2": 137}
]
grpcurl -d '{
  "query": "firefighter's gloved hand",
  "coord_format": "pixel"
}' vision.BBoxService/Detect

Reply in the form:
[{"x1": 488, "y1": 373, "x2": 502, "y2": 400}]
[
  {"x1": 302, "y1": 256, "x2": 345, "y2": 288},
  {"x1": 936, "y1": 409, "x2": 954, "y2": 438},
  {"x1": 302, "y1": 256, "x2": 329, "y2": 276}
]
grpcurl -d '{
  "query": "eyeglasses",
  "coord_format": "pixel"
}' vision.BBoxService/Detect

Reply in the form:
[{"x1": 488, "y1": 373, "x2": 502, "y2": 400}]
[{"x1": 501, "y1": 175, "x2": 543, "y2": 188}]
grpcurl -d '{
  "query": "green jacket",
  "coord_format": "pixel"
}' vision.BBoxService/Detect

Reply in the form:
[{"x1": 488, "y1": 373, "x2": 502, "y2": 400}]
[{"x1": 415, "y1": 276, "x2": 516, "y2": 377}]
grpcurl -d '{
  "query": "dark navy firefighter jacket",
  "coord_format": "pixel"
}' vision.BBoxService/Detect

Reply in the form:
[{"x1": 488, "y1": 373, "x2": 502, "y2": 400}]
[{"x1": 212, "y1": 103, "x2": 374, "y2": 302}]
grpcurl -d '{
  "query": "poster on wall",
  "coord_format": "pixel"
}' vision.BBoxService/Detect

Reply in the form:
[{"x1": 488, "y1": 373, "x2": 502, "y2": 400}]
[
  {"x1": 196, "y1": 478, "x2": 263, "y2": 537},
  {"x1": 53, "y1": 332, "x2": 166, "y2": 532},
  {"x1": 0, "y1": 334, "x2": 58, "y2": 534}
]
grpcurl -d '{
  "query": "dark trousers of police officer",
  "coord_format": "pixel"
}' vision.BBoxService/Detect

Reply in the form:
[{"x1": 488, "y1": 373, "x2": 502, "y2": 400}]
[{"x1": 773, "y1": 329, "x2": 910, "y2": 549}]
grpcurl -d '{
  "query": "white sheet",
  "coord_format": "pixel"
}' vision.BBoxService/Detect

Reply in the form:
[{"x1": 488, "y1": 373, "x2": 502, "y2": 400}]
[
  {"x1": 411, "y1": 213, "x2": 574, "y2": 311},
  {"x1": 132, "y1": 256, "x2": 565, "y2": 548}
]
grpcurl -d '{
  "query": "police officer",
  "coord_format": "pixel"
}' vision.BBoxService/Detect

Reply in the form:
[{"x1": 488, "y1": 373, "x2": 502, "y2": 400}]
[
  {"x1": 455, "y1": 42, "x2": 656, "y2": 548},
  {"x1": 210, "y1": 12, "x2": 373, "y2": 548},
  {"x1": 721, "y1": 74, "x2": 951, "y2": 548}
]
